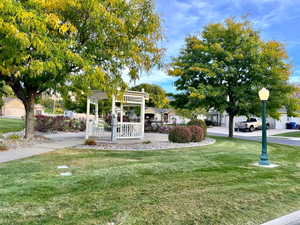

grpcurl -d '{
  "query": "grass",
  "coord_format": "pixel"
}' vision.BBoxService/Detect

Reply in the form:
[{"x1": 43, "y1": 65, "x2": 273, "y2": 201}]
[
  {"x1": 0, "y1": 137, "x2": 300, "y2": 225},
  {"x1": 0, "y1": 118, "x2": 24, "y2": 133},
  {"x1": 274, "y1": 131, "x2": 300, "y2": 138}
]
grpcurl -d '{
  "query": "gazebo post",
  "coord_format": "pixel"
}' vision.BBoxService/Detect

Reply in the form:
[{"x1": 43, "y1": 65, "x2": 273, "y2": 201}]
[
  {"x1": 112, "y1": 95, "x2": 116, "y2": 115},
  {"x1": 95, "y1": 101, "x2": 99, "y2": 124},
  {"x1": 141, "y1": 88, "x2": 145, "y2": 138},
  {"x1": 120, "y1": 101, "x2": 123, "y2": 136},
  {"x1": 111, "y1": 95, "x2": 117, "y2": 141},
  {"x1": 85, "y1": 97, "x2": 91, "y2": 140}
]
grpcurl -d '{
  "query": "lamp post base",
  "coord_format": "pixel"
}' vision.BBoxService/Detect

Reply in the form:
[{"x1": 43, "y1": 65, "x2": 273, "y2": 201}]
[
  {"x1": 253, "y1": 162, "x2": 279, "y2": 168},
  {"x1": 259, "y1": 153, "x2": 270, "y2": 165},
  {"x1": 259, "y1": 160, "x2": 270, "y2": 166}
]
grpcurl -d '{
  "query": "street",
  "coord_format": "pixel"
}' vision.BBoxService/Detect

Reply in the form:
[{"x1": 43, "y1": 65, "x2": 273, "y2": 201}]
[{"x1": 208, "y1": 127, "x2": 300, "y2": 146}]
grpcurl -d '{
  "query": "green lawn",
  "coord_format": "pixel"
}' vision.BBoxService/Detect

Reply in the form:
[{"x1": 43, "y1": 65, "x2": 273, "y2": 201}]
[
  {"x1": 0, "y1": 118, "x2": 24, "y2": 133},
  {"x1": 274, "y1": 131, "x2": 300, "y2": 138},
  {"x1": 0, "y1": 137, "x2": 300, "y2": 225}
]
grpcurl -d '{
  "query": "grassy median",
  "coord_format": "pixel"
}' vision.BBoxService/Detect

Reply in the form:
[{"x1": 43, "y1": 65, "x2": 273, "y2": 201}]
[
  {"x1": 0, "y1": 137, "x2": 299, "y2": 225},
  {"x1": 274, "y1": 131, "x2": 300, "y2": 138}
]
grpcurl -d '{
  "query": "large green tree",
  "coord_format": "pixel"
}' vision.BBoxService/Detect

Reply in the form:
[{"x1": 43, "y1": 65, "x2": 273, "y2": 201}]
[
  {"x1": 0, "y1": 0, "x2": 163, "y2": 138},
  {"x1": 0, "y1": 0, "x2": 82, "y2": 138},
  {"x1": 169, "y1": 18, "x2": 298, "y2": 137},
  {"x1": 132, "y1": 83, "x2": 169, "y2": 108}
]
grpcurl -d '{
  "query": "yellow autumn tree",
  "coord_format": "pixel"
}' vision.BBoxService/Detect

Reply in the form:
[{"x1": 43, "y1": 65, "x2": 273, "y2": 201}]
[{"x1": 0, "y1": 0, "x2": 163, "y2": 138}]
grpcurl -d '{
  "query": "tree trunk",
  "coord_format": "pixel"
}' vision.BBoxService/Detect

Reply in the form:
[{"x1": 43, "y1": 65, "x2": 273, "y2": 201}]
[
  {"x1": 23, "y1": 96, "x2": 35, "y2": 139},
  {"x1": 228, "y1": 114, "x2": 234, "y2": 138}
]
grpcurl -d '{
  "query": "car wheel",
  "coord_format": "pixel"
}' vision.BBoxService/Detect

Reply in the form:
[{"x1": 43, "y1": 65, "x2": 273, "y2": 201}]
[
  {"x1": 266, "y1": 124, "x2": 270, "y2": 129},
  {"x1": 249, "y1": 126, "x2": 255, "y2": 132}
]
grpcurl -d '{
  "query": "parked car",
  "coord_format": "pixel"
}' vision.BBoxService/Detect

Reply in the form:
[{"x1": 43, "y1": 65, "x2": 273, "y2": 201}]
[
  {"x1": 235, "y1": 118, "x2": 269, "y2": 132},
  {"x1": 286, "y1": 122, "x2": 298, "y2": 129}
]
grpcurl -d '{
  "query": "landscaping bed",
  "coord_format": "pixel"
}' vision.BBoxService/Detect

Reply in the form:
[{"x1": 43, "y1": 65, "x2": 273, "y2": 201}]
[
  {"x1": 79, "y1": 135, "x2": 215, "y2": 151},
  {"x1": 0, "y1": 137, "x2": 300, "y2": 225}
]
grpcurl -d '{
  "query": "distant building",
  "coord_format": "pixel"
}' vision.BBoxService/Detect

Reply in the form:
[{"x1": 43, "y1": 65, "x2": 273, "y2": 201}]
[
  {"x1": 0, "y1": 98, "x2": 44, "y2": 118},
  {"x1": 145, "y1": 107, "x2": 190, "y2": 124}
]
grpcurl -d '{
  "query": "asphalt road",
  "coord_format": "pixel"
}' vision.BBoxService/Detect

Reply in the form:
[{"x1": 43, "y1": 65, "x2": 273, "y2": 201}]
[{"x1": 208, "y1": 132, "x2": 300, "y2": 146}]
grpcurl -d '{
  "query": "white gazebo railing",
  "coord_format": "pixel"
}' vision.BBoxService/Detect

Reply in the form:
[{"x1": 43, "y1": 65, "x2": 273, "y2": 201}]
[
  {"x1": 86, "y1": 120, "x2": 106, "y2": 137},
  {"x1": 116, "y1": 122, "x2": 143, "y2": 139},
  {"x1": 85, "y1": 90, "x2": 148, "y2": 140}
]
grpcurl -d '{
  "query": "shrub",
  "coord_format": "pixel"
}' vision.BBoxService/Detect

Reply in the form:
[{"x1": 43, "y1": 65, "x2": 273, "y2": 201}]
[
  {"x1": 84, "y1": 139, "x2": 97, "y2": 146},
  {"x1": 187, "y1": 119, "x2": 207, "y2": 137},
  {"x1": 7, "y1": 134, "x2": 21, "y2": 140},
  {"x1": 35, "y1": 115, "x2": 86, "y2": 132},
  {"x1": 168, "y1": 126, "x2": 192, "y2": 143},
  {"x1": 188, "y1": 125, "x2": 204, "y2": 142},
  {"x1": 0, "y1": 144, "x2": 8, "y2": 151}
]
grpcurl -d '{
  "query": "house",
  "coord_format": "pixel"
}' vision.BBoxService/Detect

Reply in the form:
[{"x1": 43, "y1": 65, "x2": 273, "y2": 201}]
[
  {"x1": 206, "y1": 108, "x2": 300, "y2": 130},
  {"x1": 145, "y1": 107, "x2": 190, "y2": 124},
  {"x1": 0, "y1": 98, "x2": 44, "y2": 118}
]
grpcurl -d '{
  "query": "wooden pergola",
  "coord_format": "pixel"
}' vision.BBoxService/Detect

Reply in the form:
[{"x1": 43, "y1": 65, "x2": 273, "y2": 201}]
[{"x1": 85, "y1": 90, "x2": 149, "y2": 140}]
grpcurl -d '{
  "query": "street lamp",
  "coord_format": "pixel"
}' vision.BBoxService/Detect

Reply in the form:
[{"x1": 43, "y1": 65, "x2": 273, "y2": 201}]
[{"x1": 258, "y1": 88, "x2": 270, "y2": 165}]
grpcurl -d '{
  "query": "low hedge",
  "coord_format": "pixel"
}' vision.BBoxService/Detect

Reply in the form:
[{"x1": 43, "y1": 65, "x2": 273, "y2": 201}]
[
  {"x1": 35, "y1": 115, "x2": 86, "y2": 132},
  {"x1": 168, "y1": 126, "x2": 192, "y2": 143},
  {"x1": 187, "y1": 119, "x2": 207, "y2": 137},
  {"x1": 189, "y1": 125, "x2": 204, "y2": 142}
]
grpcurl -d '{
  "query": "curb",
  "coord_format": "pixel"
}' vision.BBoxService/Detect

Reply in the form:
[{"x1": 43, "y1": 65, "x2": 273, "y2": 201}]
[
  {"x1": 261, "y1": 210, "x2": 300, "y2": 225},
  {"x1": 271, "y1": 136, "x2": 300, "y2": 141}
]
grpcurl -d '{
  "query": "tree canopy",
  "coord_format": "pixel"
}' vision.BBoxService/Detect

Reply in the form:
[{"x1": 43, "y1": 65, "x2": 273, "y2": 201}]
[
  {"x1": 169, "y1": 18, "x2": 298, "y2": 137},
  {"x1": 132, "y1": 83, "x2": 169, "y2": 108},
  {"x1": 0, "y1": 0, "x2": 163, "y2": 138}
]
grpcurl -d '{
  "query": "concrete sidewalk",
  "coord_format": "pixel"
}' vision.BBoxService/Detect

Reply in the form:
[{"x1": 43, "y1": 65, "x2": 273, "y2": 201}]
[
  {"x1": 0, "y1": 132, "x2": 84, "y2": 163},
  {"x1": 261, "y1": 210, "x2": 300, "y2": 225}
]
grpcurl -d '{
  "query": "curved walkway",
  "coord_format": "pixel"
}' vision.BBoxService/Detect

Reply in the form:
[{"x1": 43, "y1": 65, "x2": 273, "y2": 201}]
[{"x1": 0, "y1": 132, "x2": 84, "y2": 163}]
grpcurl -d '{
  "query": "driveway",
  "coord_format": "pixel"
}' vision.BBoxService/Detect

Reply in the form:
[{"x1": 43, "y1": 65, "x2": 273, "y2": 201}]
[{"x1": 208, "y1": 127, "x2": 300, "y2": 146}]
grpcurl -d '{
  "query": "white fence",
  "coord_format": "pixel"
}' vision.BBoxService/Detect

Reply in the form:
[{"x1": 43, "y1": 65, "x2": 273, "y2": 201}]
[
  {"x1": 116, "y1": 122, "x2": 143, "y2": 139},
  {"x1": 87, "y1": 121, "x2": 142, "y2": 139}
]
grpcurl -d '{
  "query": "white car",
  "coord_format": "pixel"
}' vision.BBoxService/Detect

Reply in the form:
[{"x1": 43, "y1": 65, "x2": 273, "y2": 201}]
[{"x1": 235, "y1": 118, "x2": 269, "y2": 132}]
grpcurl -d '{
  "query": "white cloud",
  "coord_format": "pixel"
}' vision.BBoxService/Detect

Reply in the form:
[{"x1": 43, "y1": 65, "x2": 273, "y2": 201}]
[{"x1": 122, "y1": 68, "x2": 176, "y2": 88}]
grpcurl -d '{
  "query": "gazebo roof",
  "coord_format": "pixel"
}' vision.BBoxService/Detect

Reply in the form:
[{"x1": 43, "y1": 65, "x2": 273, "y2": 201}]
[{"x1": 88, "y1": 90, "x2": 149, "y2": 104}]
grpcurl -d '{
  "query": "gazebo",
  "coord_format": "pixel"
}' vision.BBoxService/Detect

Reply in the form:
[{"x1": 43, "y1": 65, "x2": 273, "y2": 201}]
[{"x1": 85, "y1": 90, "x2": 149, "y2": 141}]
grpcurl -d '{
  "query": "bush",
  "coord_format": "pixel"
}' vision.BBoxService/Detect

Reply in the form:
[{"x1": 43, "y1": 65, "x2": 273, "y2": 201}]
[
  {"x1": 187, "y1": 119, "x2": 207, "y2": 137},
  {"x1": 84, "y1": 139, "x2": 97, "y2": 146},
  {"x1": 188, "y1": 125, "x2": 204, "y2": 142},
  {"x1": 35, "y1": 115, "x2": 86, "y2": 132},
  {"x1": 0, "y1": 144, "x2": 8, "y2": 151},
  {"x1": 168, "y1": 126, "x2": 192, "y2": 143},
  {"x1": 7, "y1": 134, "x2": 21, "y2": 140}
]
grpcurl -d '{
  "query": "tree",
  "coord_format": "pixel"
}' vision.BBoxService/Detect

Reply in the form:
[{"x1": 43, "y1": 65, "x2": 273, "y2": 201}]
[
  {"x1": 0, "y1": 0, "x2": 82, "y2": 138},
  {"x1": 0, "y1": 81, "x2": 14, "y2": 109},
  {"x1": 132, "y1": 83, "x2": 169, "y2": 108},
  {"x1": 0, "y1": 0, "x2": 163, "y2": 138},
  {"x1": 169, "y1": 18, "x2": 298, "y2": 137}
]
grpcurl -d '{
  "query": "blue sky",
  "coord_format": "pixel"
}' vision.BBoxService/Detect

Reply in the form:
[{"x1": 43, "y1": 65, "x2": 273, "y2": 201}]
[{"x1": 126, "y1": 0, "x2": 300, "y2": 93}]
